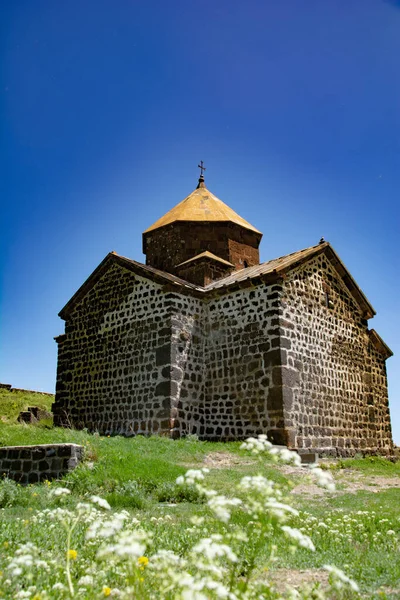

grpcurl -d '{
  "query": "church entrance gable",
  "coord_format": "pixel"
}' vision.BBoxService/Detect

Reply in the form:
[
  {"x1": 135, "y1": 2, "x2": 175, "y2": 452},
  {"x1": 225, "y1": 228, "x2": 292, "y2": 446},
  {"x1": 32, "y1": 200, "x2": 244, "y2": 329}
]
[{"x1": 54, "y1": 267, "x2": 175, "y2": 437}]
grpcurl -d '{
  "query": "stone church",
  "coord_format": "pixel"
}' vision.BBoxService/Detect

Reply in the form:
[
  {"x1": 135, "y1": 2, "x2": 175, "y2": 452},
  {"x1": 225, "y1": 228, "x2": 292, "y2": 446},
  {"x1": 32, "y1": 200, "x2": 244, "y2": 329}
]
[{"x1": 53, "y1": 169, "x2": 393, "y2": 456}]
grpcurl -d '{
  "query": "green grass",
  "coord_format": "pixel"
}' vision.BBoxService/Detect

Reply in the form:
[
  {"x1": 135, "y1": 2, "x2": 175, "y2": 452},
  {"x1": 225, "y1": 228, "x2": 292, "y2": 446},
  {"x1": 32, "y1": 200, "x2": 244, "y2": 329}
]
[
  {"x1": 327, "y1": 455, "x2": 400, "y2": 477},
  {"x1": 0, "y1": 420, "x2": 399, "y2": 598},
  {"x1": 0, "y1": 423, "x2": 283, "y2": 509},
  {"x1": 278, "y1": 488, "x2": 400, "y2": 593},
  {"x1": 0, "y1": 388, "x2": 54, "y2": 422}
]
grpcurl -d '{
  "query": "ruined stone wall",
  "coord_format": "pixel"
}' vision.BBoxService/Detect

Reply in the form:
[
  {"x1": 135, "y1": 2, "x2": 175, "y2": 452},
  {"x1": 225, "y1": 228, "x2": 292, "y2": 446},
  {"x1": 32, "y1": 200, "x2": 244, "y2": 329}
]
[
  {"x1": 144, "y1": 222, "x2": 260, "y2": 275},
  {"x1": 280, "y1": 255, "x2": 392, "y2": 456},
  {"x1": 0, "y1": 444, "x2": 83, "y2": 484},
  {"x1": 197, "y1": 285, "x2": 286, "y2": 442},
  {"x1": 53, "y1": 265, "x2": 174, "y2": 436}
]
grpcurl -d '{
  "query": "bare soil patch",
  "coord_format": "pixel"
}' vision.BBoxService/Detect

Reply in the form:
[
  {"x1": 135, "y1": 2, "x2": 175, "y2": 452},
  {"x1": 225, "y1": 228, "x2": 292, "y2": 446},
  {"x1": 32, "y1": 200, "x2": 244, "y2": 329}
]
[
  {"x1": 276, "y1": 465, "x2": 400, "y2": 497},
  {"x1": 270, "y1": 568, "x2": 329, "y2": 592},
  {"x1": 203, "y1": 451, "x2": 253, "y2": 469}
]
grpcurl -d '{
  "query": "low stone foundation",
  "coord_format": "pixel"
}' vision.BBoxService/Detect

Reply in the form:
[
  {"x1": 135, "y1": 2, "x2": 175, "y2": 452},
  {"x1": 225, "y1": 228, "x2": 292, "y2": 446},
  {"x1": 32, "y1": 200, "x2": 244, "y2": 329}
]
[{"x1": 0, "y1": 444, "x2": 84, "y2": 484}]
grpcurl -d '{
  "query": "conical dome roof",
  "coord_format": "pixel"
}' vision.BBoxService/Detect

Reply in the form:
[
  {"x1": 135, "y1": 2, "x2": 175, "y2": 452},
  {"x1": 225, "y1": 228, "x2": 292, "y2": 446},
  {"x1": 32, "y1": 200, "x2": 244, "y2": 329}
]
[{"x1": 144, "y1": 180, "x2": 261, "y2": 234}]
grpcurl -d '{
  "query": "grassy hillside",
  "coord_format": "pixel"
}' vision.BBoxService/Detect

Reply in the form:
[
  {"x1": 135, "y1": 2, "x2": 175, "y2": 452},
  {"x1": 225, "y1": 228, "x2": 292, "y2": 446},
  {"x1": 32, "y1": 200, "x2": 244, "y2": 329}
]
[{"x1": 0, "y1": 387, "x2": 54, "y2": 422}]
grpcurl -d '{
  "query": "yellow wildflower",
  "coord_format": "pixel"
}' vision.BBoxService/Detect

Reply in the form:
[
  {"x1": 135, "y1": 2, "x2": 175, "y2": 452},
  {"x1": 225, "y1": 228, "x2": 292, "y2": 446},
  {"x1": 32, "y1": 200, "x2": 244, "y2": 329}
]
[
  {"x1": 103, "y1": 587, "x2": 111, "y2": 597},
  {"x1": 138, "y1": 556, "x2": 149, "y2": 568},
  {"x1": 3, "y1": 542, "x2": 9, "y2": 549},
  {"x1": 67, "y1": 549, "x2": 77, "y2": 560}
]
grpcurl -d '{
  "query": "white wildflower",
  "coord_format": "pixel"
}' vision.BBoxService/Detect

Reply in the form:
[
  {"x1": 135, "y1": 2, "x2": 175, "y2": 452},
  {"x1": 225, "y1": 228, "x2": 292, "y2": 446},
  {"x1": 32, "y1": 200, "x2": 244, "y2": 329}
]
[
  {"x1": 177, "y1": 469, "x2": 208, "y2": 486},
  {"x1": 269, "y1": 447, "x2": 302, "y2": 467},
  {"x1": 76, "y1": 502, "x2": 93, "y2": 513},
  {"x1": 149, "y1": 549, "x2": 186, "y2": 571},
  {"x1": 78, "y1": 575, "x2": 94, "y2": 586},
  {"x1": 51, "y1": 487, "x2": 71, "y2": 497},
  {"x1": 310, "y1": 466, "x2": 336, "y2": 492},
  {"x1": 97, "y1": 530, "x2": 149, "y2": 560},
  {"x1": 324, "y1": 565, "x2": 359, "y2": 592},
  {"x1": 240, "y1": 435, "x2": 272, "y2": 454},
  {"x1": 281, "y1": 526, "x2": 316, "y2": 551},
  {"x1": 192, "y1": 537, "x2": 238, "y2": 562},
  {"x1": 52, "y1": 582, "x2": 67, "y2": 591},
  {"x1": 264, "y1": 498, "x2": 299, "y2": 519},
  {"x1": 239, "y1": 474, "x2": 276, "y2": 495},
  {"x1": 14, "y1": 591, "x2": 31, "y2": 599},
  {"x1": 90, "y1": 495, "x2": 111, "y2": 510},
  {"x1": 190, "y1": 516, "x2": 205, "y2": 526},
  {"x1": 207, "y1": 495, "x2": 242, "y2": 523}
]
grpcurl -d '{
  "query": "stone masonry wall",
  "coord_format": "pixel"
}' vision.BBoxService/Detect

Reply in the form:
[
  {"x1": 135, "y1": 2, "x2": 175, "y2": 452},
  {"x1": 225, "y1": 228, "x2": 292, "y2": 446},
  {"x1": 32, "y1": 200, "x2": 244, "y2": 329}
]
[
  {"x1": 144, "y1": 222, "x2": 260, "y2": 274},
  {"x1": 279, "y1": 255, "x2": 393, "y2": 456},
  {"x1": 199, "y1": 285, "x2": 286, "y2": 442},
  {"x1": 169, "y1": 293, "x2": 207, "y2": 438},
  {"x1": 54, "y1": 255, "x2": 392, "y2": 454},
  {"x1": 176, "y1": 260, "x2": 234, "y2": 286},
  {"x1": 0, "y1": 444, "x2": 83, "y2": 484},
  {"x1": 53, "y1": 265, "x2": 175, "y2": 436}
]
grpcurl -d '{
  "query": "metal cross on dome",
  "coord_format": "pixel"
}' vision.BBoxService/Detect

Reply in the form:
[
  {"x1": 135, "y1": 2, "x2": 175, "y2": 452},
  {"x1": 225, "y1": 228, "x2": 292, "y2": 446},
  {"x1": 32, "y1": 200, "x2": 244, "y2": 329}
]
[{"x1": 198, "y1": 160, "x2": 206, "y2": 176}]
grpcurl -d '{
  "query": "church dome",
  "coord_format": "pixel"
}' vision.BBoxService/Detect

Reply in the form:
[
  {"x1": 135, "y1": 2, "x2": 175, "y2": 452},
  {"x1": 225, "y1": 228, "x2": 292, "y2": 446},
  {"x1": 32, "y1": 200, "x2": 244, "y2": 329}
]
[
  {"x1": 144, "y1": 177, "x2": 261, "y2": 235},
  {"x1": 142, "y1": 169, "x2": 263, "y2": 283}
]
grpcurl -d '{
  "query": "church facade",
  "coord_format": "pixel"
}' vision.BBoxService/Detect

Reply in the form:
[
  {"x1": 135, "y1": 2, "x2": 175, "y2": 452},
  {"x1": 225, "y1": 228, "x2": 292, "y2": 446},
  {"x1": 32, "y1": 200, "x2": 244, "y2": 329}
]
[{"x1": 53, "y1": 171, "x2": 393, "y2": 456}]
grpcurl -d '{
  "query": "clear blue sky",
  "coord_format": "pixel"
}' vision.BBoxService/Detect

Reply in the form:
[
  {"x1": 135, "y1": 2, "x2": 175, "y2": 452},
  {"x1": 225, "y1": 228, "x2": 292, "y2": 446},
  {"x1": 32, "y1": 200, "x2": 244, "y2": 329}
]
[{"x1": 1, "y1": 0, "x2": 399, "y2": 443}]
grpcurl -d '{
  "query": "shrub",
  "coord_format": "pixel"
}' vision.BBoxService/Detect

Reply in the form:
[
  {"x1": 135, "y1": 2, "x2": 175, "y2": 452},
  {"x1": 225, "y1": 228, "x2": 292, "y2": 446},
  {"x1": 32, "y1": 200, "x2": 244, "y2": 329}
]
[
  {"x1": 155, "y1": 481, "x2": 205, "y2": 503},
  {"x1": 106, "y1": 480, "x2": 148, "y2": 509}
]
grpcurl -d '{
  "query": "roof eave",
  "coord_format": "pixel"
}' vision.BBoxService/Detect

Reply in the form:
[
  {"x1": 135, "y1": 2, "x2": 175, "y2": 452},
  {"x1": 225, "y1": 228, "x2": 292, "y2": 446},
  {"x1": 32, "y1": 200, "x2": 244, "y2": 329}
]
[
  {"x1": 143, "y1": 219, "x2": 263, "y2": 237},
  {"x1": 58, "y1": 253, "x2": 204, "y2": 320},
  {"x1": 59, "y1": 253, "x2": 115, "y2": 320},
  {"x1": 323, "y1": 245, "x2": 376, "y2": 319},
  {"x1": 368, "y1": 329, "x2": 393, "y2": 359}
]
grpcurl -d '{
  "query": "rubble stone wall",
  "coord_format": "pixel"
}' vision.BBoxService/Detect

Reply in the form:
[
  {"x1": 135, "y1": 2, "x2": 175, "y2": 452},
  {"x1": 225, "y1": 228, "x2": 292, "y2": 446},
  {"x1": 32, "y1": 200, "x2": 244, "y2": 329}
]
[
  {"x1": 53, "y1": 265, "x2": 174, "y2": 436},
  {"x1": 199, "y1": 285, "x2": 286, "y2": 442},
  {"x1": 280, "y1": 255, "x2": 393, "y2": 456},
  {"x1": 0, "y1": 444, "x2": 83, "y2": 484},
  {"x1": 169, "y1": 294, "x2": 207, "y2": 438}
]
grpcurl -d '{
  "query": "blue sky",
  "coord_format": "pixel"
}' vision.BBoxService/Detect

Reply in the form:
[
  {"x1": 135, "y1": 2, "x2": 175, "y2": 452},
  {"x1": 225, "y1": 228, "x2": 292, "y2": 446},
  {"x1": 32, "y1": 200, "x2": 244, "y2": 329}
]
[{"x1": 1, "y1": 0, "x2": 399, "y2": 442}]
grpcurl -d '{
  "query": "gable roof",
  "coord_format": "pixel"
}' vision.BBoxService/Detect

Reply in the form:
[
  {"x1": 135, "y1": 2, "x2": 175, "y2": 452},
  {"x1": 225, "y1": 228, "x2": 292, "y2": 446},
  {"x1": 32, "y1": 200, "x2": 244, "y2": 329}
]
[
  {"x1": 368, "y1": 329, "x2": 393, "y2": 359},
  {"x1": 177, "y1": 251, "x2": 234, "y2": 268},
  {"x1": 143, "y1": 182, "x2": 262, "y2": 235},
  {"x1": 59, "y1": 242, "x2": 375, "y2": 321},
  {"x1": 204, "y1": 241, "x2": 376, "y2": 319},
  {"x1": 58, "y1": 252, "x2": 201, "y2": 320}
]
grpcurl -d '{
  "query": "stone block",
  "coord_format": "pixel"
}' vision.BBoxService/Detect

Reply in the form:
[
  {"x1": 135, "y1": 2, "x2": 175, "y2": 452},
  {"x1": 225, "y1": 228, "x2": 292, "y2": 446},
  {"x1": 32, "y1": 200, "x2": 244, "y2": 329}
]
[
  {"x1": 156, "y1": 344, "x2": 170, "y2": 366},
  {"x1": 267, "y1": 387, "x2": 283, "y2": 411},
  {"x1": 298, "y1": 452, "x2": 318, "y2": 464},
  {"x1": 264, "y1": 350, "x2": 282, "y2": 368},
  {"x1": 155, "y1": 381, "x2": 170, "y2": 396}
]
